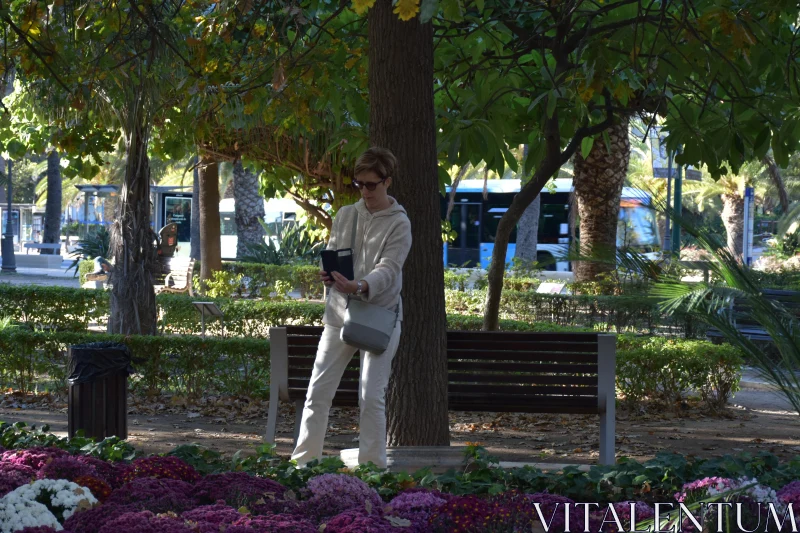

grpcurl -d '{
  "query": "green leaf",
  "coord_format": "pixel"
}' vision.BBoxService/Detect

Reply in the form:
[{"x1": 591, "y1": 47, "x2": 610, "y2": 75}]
[
  {"x1": 475, "y1": 0, "x2": 484, "y2": 14},
  {"x1": 602, "y1": 131, "x2": 612, "y2": 155},
  {"x1": 527, "y1": 91, "x2": 548, "y2": 113},
  {"x1": 5, "y1": 139, "x2": 27, "y2": 159},
  {"x1": 580, "y1": 136, "x2": 594, "y2": 159},
  {"x1": 753, "y1": 126, "x2": 771, "y2": 159},
  {"x1": 419, "y1": 0, "x2": 439, "y2": 22}
]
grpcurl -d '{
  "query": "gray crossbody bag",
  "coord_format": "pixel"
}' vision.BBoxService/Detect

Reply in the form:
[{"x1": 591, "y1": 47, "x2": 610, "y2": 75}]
[{"x1": 340, "y1": 212, "x2": 399, "y2": 354}]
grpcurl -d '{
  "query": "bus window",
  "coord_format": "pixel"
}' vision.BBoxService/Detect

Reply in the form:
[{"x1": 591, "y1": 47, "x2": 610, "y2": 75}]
[
  {"x1": 221, "y1": 215, "x2": 237, "y2": 236},
  {"x1": 482, "y1": 206, "x2": 517, "y2": 244},
  {"x1": 538, "y1": 203, "x2": 570, "y2": 244},
  {"x1": 617, "y1": 206, "x2": 660, "y2": 250}
]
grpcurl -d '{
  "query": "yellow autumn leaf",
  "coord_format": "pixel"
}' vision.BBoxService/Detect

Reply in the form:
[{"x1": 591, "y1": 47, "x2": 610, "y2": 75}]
[
  {"x1": 578, "y1": 83, "x2": 594, "y2": 103},
  {"x1": 351, "y1": 0, "x2": 376, "y2": 15},
  {"x1": 345, "y1": 57, "x2": 359, "y2": 69},
  {"x1": 393, "y1": 0, "x2": 420, "y2": 21}
]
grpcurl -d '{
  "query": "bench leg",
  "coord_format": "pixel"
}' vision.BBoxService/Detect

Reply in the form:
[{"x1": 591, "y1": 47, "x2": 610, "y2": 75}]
[
  {"x1": 265, "y1": 396, "x2": 279, "y2": 445},
  {"x1": 599, "y1": 410, "x2": 616, "y2": 465},
  {"x1": 292, "y1": 399, "x2": 305, "y2": 449}
]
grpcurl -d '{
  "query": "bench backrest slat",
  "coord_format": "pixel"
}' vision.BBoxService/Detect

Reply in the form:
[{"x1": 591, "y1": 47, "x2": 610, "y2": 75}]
[{"x1": 275, "y1": 326, "x2": 613, "y2": 415}]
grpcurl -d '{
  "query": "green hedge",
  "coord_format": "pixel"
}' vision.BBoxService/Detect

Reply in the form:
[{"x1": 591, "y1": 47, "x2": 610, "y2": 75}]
[
  {"x1": 616, "y1": 335, "x2": 743, "y2": 410},
  {"x1": 0, "y1": 329, "x2": 270, "y2": 397},
  {"x1": 0, "y1": 282, "x2": 704, "y2": 338},
  {"x1": 0, "y1": 284, "x2": 110, "y2": 331},
  {"x1": 0, "y1": 285, "x2": 324, "y2": 337},
  {"x1": 445, "y1": 289, "x2": 704, "y2": 337},
  {"x1": 0, "y1": 320, "x2": 741, "y2": 411},
  {"x1": 220, "y1": 262, "x2": 322, "y2": 299}
]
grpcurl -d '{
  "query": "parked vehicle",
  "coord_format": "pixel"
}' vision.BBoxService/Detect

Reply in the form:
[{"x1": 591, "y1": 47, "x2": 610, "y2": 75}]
[{"x1": 441, "y1": 178, "x2": 661, "y2": 271}]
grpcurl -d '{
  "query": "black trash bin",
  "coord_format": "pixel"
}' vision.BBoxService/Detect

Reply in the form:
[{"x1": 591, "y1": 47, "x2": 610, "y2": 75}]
[{"x1": 67, "y1": 342, "x2": 134, "y2": 440}]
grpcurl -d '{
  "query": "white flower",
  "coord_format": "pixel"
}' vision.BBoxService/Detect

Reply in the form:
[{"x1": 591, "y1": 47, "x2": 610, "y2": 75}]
[
  {"x1": 0, "y1": 478, "x2": 97, "y2": 531},
  {"x1": 0, "y1": 499, "x2": 61, "y2": 533}
]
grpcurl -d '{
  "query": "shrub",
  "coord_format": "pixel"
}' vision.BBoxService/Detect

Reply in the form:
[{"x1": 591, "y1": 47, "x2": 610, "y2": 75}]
[
  {"x1": 78, "y1": 260, "x2": 96, "y2": 286},
  {"x1": 616, "y1": 336, "x2": 743, "y2": 410},
  {"x1": 0, "y1": 285, "x2": 110, "y2": 332},
  {"x1": 195, "y1": 270, "x2": 244, "y2": 299},
  {"x1": 0, "y1": 330, "x2": 270, "y2": 397}
]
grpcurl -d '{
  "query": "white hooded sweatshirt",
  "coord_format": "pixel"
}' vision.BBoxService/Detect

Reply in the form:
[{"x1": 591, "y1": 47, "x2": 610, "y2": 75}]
[{"x1": 322, "y1": 197, "x2": 412, "y2": 328}]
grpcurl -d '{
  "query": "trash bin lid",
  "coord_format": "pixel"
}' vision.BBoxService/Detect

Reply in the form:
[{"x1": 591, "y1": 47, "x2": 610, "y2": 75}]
[{"x1": 67, "y1": 342, "x2": 135, "y2": 385}]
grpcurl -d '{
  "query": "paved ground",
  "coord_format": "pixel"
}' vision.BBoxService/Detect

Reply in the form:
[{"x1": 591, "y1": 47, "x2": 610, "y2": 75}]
[{"x1": 0, "y1": 260, "x2": 81, "y2": 287}]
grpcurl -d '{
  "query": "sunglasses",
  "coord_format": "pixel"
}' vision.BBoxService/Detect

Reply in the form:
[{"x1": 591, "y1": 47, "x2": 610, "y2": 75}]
[{"x1": 352, "y1": 178, "x2": 387, "y2": 191}]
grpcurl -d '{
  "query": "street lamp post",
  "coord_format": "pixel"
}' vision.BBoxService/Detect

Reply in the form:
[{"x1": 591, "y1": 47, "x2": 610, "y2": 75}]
[{"x1": 1, "y1": 159, "x2": 16, "y2": 273}]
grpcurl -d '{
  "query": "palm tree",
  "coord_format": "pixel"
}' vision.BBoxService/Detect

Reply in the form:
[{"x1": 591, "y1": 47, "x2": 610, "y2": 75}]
[
  {"x1": 232, "y1": 160, "x2": 266, "y2": 259},
  {"x1": 572, "y1": 117, "x2": 631, "y2": 283}
]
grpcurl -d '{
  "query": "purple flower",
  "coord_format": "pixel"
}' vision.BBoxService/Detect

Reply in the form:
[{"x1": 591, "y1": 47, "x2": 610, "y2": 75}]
[
  {"x1": 106, "y1": 477, "x2": 197, "y2": 514},
  {"x1": 778, "y1": 481, "x2": 800, "y2": 524},
  {"x1": 37, "y1": 456, "x2": 97, "y2": 482},
  {"x1": 191, "y1": 471, "x2": 288, "y2": 507},
  {"x1": 63, "y1": 504, "x2": 141, "y2": 533},
  {"x1": 300, "y1": 473, "x2": 383, "y2": 520},
  {"x1": 0, "y1": 461, "x2": 36, "y2": 478},
  {"x1": 385, "y1": 489, "x2": 448, "y2": 531},
  {"x1": 0, "y1": 447, "x2": 70, "y2": 470},
  {"x1": 525, "y1": 492, "x2": 582, "y2": 533},
  {"x1": 428, "y1": 495, "x2": 492, "y2": 532},
  {"x1": 228, "y1": 514, "x2": 318, "y2": 533},
  {"x1": 76, "y1": 456, "x2": 125, "y2": 488},
  {"x1": 778, "y1": 481, "x2": 800, "y2": 506},
  {"x1": 119, "y1": 456, "x2": 200, "y2": 484},
  {"x1": 592, "y1": 502, "x2": 655, "y2": 533},
  {"x1": 181, "y1": 503, "x2": 242, "y2": 525},
  {"x1": 0, "y1": 468, "x2": 33, "y2": 497},
  {"x1": 324, "y1": 508, "x2": 407, "y2": 532},
  {"x1": 95, "y1": 510, "x2": 193, "y2": 533}
]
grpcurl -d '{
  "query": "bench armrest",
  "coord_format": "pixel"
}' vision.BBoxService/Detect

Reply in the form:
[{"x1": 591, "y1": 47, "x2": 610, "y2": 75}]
[
  {"x1": 269, "y1": 327, "x2": 290, "y2": 402},
  {"x1": 597, "y1": 334, "x2": 616, "y2": 465}
]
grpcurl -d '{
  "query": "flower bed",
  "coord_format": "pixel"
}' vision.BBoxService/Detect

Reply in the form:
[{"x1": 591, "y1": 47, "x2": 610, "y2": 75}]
[{"x1": 1, "y1": 423, "x2": 799, "y2": 532}]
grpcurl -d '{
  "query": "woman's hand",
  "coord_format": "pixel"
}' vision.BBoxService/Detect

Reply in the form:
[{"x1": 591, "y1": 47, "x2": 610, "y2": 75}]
[
  {"x1": 319, "y1": 270, "x2": 333, "y2": 287},
  {"x1": 330, "y1": 271, "x2": 358, "y2": 294}
]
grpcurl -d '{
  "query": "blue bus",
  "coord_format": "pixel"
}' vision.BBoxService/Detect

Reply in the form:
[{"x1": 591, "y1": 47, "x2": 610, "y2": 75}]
[{"x1": 441, "y1": 178, "x2": 661, "y2": 271}]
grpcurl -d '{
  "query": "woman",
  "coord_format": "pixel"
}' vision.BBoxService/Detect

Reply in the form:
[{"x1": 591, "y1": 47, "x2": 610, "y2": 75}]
[{"x1": 291, "y1": 147, "x2": 412, "y2": 469}]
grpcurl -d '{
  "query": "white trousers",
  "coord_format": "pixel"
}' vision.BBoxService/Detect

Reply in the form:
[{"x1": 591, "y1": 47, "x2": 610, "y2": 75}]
[{"x1": 291, "y1": 322, "x2": 402, "y2": 469}]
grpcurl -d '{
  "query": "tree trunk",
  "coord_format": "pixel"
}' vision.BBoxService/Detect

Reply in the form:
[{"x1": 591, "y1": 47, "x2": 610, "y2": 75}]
[
  {"x1": 190, "y1": 155, "x2": 201, "y2": 260},
  {"x1": 515, "y1": 195, "x2": 540, "y2": 263},
  {"x1": 763, "y1": 155, "x2": 789, "y2": 214},
  {"x1": 233, "y1": 159, "x2": 266, "y2": 259},
  {"x1": 722, "y1": 193, "x2": 745, "y2": 259},
  {"x1": 109, "y1": 119, "x2": 158, "y2": 335},
  {"x1": 369, "y1": 0, "x2": 449, "y2": 446},
  {"x1": 42, "y1": 150, "x2": 62, "y2": 255},
  {"x1": 572, "y1": 119, "x2": 631, "y2": 283},
  {"x1": 198, "y1": 155, "x2": 222, "y2": 281}
]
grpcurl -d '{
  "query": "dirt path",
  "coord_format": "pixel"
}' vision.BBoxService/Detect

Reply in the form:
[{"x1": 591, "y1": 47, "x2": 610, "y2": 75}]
[{"x1": 2, "y1": 384, "x2": 798, "y2": 466}]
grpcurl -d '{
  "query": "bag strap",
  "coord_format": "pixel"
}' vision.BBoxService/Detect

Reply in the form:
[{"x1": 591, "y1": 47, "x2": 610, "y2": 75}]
[
  {"x1": 345, "y1": 208, "x2": 399, "y2": 320},
  {"x1": 349, "y1": 210, "x2": 358, "y2": 251},
  {"x1": 346, "y1": 212, "x2": 359, "y2": 305}
]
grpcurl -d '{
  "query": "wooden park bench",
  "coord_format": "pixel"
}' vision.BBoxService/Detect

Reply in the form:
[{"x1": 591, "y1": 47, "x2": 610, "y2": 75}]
[
  {"x1": 266, "y1": 326, "x2": 617, "y2": 465},
  {"x1": 153, "y1": 257, "x2": 195, "y2": 296},
  {"x1": 706, "y1": 288, "x2": 800, "y2": 344}
]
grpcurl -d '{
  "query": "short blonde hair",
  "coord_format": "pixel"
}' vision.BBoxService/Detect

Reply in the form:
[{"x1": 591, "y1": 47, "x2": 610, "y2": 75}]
[{"x1": 354, "y1": 147, "x2": 398, "y2": 180}]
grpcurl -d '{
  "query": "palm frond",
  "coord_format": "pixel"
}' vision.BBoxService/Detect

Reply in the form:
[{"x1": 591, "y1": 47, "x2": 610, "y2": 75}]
[{"x1": 651, "y1": 208, "x2": 800, "y2": 415}]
